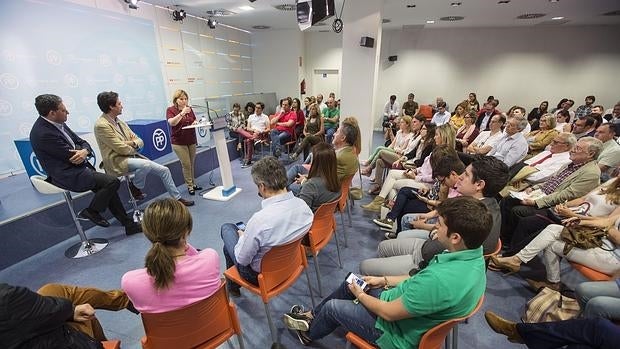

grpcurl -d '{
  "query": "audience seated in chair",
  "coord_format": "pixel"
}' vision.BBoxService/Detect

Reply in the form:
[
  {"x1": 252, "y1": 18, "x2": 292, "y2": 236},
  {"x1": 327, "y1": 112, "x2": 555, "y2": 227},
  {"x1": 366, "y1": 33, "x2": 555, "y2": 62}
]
[
  {"x1": 121, "y1": 198, "x2": 221, "y2": 313},
  {"x1": 594, "y1": 123, "x2": 620, "y2": 180},
  {"x1": 323, "y1": 97, "x2": 341, "y2": 145},
  {"x1": 282, "y1": 197, "x2": 490, "y2": 348},
  {"x1": 239, "y1": 101, "x2": 270, "y2": 168},
  {"x1": 487, "y1": 115, "x2": 529, "y2": 167},
  {"x1": 361, "y1": 115, "x2": 415, "y2": 179},
  {"x1": 289, "y1": 102, "x2": 325, "y2": 161},
  {"x1": 94, "y1": 91, "x2": 194, "y2": 206},
  {"x1": 525, "y1": 113, "x2": 559, "y2": 157},
  {"x1": 0, "y1": 282, "x2": 135, "y2": 348},
  {"x1": 220, "y1": 156, "x2": 313, "y2": 296},
  {"x1": 30, "y1": 94, "x2": 141, "y2": 235},
  {"x1": 269, "y1": 97, "x2": 296, "y2": 158},
  {"x1": 298, "y1": 143, "x2": 341, "y2": 212}
]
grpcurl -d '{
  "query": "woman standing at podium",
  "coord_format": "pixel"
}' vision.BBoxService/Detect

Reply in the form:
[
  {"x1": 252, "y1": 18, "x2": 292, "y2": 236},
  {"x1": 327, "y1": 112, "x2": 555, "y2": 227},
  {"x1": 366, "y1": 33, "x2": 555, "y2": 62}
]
[{"x1": 166, "y1": 89, "x2": 202, "y2": 195}]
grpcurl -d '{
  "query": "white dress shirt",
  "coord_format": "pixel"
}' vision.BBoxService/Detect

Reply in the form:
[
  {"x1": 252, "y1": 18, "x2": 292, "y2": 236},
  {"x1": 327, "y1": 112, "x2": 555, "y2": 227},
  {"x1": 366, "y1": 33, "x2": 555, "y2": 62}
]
[
  {"x1": 247, "y1": 113, "x2": 269, "y2": 132},
  {"x1": 524, "y1": 150, "x2": 572, "y2": 183},
  {"x1": 383, "y1": 101, "x2": 400, "y2": 118},
  {"x1": 488, "y1": 132, "x2": 529, "y2": 167},
  {"x1": 431, "y1": 111, "x2": 451, "y2": 126}
]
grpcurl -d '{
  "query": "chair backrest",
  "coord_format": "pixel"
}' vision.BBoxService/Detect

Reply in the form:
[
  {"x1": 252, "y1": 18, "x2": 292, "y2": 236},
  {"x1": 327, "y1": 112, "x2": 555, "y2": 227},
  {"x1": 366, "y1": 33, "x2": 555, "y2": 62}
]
[
  {"x1": 140, "y1": 281, "x2": 241, "y2": 349},
  {"x1": 338, "y1": 174, "x2": 354, "y2": 211},
  {"x1": 418, "y1": 295, "x2": 485, "y2": 349},
  {"x1": 30, "y1": 175, "x2": 65, "y2": 194},
  {"x1": 307, "y1": 200, "x2": 339, "y2": 251},
  {"x1": 419, "y1": 105, "x2": 433, "y2": 120},
  {"x1": 569, "y1": 262, "x2": 612, "y2": 281},
  {"x1": 257, "y1": 236, "x2": 308, "y2": 299},
  {"x1": 484, "y1": 239, "x2": 502, "y2": 259}
]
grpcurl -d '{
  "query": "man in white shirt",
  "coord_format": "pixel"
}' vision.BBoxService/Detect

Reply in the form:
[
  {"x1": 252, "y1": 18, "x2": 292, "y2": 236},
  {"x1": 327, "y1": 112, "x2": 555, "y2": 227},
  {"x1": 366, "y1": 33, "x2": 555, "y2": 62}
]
[
  {"x1": 383, "y1": 95, "x2": 400, "y2": 124},
  {"x1": 488, "y1": 117, "x2": 529, "y2": 167},
  {"x1": 241, "y1": 102, "x2": 270, "y2": 168},
  {"x1": 316, "y1": 94, "x2": 327, "y2": 112},
  {"x1": 431, "y1": 101, "x2": 450, "y2": 126},
  {"x1": 467, "y1": 114, "x2": 506, "y2": 155},
  {"x1": 594, "y1": 123, "x2": 620, "y2": 179}
]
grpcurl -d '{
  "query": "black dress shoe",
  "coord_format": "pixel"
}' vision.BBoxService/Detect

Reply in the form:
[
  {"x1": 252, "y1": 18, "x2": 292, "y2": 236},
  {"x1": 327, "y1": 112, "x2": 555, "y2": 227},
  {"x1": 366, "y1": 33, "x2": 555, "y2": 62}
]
[
  {"x1": 178, "y1": 198, "x2": 195, "y2": 206},
  {"x1": 129, "y1": 182, "x2": 146, "y2": 200},
  {"x1": 188, "y1": 188, "x2": 195, "y2": 195},
  {"x1": 124, "y1": 222, "x2": 143, "y2": 236},
  {"x1": 193, "y1": 185, "x2": 203, "y2": 191},
  {"x1": 78, "y1": 209, "x2": 110, "y2": 227}
]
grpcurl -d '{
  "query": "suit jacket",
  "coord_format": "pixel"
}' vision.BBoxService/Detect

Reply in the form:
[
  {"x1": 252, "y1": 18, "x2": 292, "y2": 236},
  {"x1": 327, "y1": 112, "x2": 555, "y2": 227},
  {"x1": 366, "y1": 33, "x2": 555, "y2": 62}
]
[
  {"x1": 533, "y1": 160, "x2": 601, "y2": 208},
  {"x1": 29, "y1": 117, "x2": 95, "y2": 192},
  {"x1": 93, "y1": 114, "x2": 144, "y2": 176},
  {"x1": 336, "y1": 145, "x2": 359, "y2": 182}
]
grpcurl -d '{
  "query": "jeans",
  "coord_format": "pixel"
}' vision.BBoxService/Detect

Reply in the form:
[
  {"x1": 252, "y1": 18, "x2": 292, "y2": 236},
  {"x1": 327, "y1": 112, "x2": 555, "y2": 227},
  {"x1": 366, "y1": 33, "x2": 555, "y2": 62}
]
[
  {"x1": 287, "y1": 164, "x2": 309, "y2": 196},
  {"x1": 516, "y1": 317, "x2": 620, "y2": 349},
  {"x1": 270, "y1": 129, "x2": 291, "y2": 154},
  {"x1": 576, "y1": 281, "x2": 620, "y2": 320},
  {"x1": 325, "y1": 127, "x2": 337, "y2": 145},
  {"x1": 308, "y1": 280, "x2": 383, "y2": 344},
  {"x1": 220, "y1": 223, "x2": 259, "y2": 290},
  {"x1": 359, "y1": 238, "x2": 425, "y2": 276},
  {"x1": 126, "y1": 157, "x2": 181, "y2": 199}
]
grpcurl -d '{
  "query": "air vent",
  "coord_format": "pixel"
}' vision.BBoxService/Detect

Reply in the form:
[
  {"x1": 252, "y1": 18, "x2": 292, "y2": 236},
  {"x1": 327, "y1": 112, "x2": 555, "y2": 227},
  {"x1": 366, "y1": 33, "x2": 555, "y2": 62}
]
[
  {"x1": 252, "y1": 25, "x2": 271, "y2": 29},
  {"x1": 516, "y1": 13, "x2": 546, "y2": 19},
  {"x1": 406, "y1": 4, "x2": 416, "y2": 8},
  {"x1": 206, "y1": 9, "x2": 235, "y2": 16},
  {"x1": 382, "y1": 19, "x2": 392, "y2": 24},
  {"x1": 274, "y1": 4, "x2": 296, "y2": 11},
  {"x1": 602, "y1": 10, "x2": 620, "y2": 16},
  {"x1": 440, "y1": 16, "x2": 464, "y2": 21},
  {"x1": 537, "y1": 19, "x2": 570, "y2": 25}
]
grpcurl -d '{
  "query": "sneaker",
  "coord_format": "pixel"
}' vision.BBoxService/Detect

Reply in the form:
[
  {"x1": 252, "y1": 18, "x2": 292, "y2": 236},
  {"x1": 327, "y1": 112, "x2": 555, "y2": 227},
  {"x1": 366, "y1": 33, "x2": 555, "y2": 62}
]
[
  {"x1": 283, "y1": 313, "x2": 311, "y2": 331},
  {"x1": 384, "y1": 232, "x2": 397, "y2": 239},
  {"x1": 290, "y1": 304, "x2": 305, "y2": 314},
  {"x1": 275, "y1": 149, "x2": 282, "y2": 158},
  {"x1": 289, "y1": 152, "x2": 299, "y2": 161},
  {"x1": 241, "y1": 160, "x2": 252, "y2": 168},
  {"x1": 294, "y1": 329, "x2": 312, "y2": 346},
  {"x1": 128, "y1": 182, "x2": 146, "y2": 200},
  {"x1": 178, "y1": 198, "x2": 195, "y2": 207},
  {"x1": 380, "y1": 226, "x2": 395, "y2": 232},
  {"x1": 372, "y1": 217, "x2": 394, "y2": 229},
  {"x1": 254, "y1": 140, "x2": 262, "y2": 146}
]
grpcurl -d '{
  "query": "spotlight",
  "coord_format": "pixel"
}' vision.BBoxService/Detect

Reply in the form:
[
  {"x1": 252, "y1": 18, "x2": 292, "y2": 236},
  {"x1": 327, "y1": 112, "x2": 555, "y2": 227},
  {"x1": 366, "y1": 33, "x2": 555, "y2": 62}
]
[
  {"x1": 124, "y1": 0, "x2": 138, "y2": 10},
  {"x1": 207, "y1": 18, "x2": 218, "y2": 29},
  {"x1": 172, "y1": 9, "x2": 186, "y2": 21}
]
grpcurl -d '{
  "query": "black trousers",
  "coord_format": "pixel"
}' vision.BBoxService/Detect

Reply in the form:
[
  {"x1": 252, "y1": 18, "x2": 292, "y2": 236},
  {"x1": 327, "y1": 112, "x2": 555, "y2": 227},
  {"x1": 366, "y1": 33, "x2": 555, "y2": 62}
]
[
  {"x1": 89, "y1": 172, "x2": 131, "y2": 226},
  {"x1": 503, "y1": 211, "x2": 558, "y2": 256},
  {"x1": 386, "y1": 187, "x2": 430, "y2": 232},
  {"x1": 517, "y1": 317, "x2": 620, "y2": 349},
  {"x1": 500, "y1": 197, "x2": 544, "y2": 248}
]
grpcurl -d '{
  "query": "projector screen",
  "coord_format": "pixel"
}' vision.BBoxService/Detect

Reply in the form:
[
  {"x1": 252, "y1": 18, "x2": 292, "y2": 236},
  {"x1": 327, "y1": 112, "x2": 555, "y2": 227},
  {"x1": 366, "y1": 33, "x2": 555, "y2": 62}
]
[{"x1": 0, "y1": 0, "x2": 167, "y2": 175}]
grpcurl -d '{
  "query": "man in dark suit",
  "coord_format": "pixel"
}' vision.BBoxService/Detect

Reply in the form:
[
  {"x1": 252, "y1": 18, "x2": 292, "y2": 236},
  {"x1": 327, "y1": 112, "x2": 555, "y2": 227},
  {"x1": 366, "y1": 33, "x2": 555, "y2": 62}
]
[{"x1": 30, "y1": 94, "x2": 140, "y2": 235}]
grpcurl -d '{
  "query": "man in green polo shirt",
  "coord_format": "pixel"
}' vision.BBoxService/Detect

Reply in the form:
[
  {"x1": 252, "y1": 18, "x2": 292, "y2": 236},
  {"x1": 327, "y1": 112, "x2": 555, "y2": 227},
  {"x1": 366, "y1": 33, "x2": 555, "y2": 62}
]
[
  {"x1": 323, "y1": 97, "x2": 340, "y2": 144},
  {"x1": 283, "y1": 196, "x2": 490, "y2": 348}
]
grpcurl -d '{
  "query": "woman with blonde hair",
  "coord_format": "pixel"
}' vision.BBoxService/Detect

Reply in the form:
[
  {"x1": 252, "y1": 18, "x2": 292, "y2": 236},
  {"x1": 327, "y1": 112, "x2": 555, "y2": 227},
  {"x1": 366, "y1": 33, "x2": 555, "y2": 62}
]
[
  {"x1": 166, "y1": 89, "x2": 201, "y2": 195},
  {"x1": 361, "y1": 116, "x2": 414, "y2": 176},
  {"x1": 526, "y1": 113, "x2": 559, "y2": 157},
  {"x1": 121, "y1": 198, "x2": 220, "y2": 313},
  {"x1": 455, "y1": 110, "x2": 479, "y2": 151}
]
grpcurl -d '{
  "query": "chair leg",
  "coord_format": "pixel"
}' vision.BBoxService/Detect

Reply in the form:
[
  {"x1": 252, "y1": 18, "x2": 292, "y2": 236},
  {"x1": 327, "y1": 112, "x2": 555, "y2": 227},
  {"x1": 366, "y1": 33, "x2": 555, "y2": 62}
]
[
  {"x1": 313, "y1": 255, "x2": 323, "y2": 297},
  {"x1": 63, "y1": 192, "x2": 108, "y2": 259},
  {"x1": 346, "y1": 200, "x2": 353, "y2": 227},
  {"x1": 264, "y1": 302, "x2": 278, "y2": 345},
  {"x1": 237, "y1": 334, "x2": 245, "y2": 349},
  {"x1": 452, "y1": 324, "x2": 459, "y2": 349},
  {"x1": 339, "y1": 211, "x2": 349, "y2": 247},
  {"x1": 305, "y1": 267, "x2": 316, "y2": 308},
  {"x1": 334, "y1": 231, "x2": 343, "y2": 269},
  {"x1": 124, "y1": 176, "x2": 143, "y2": 223}
]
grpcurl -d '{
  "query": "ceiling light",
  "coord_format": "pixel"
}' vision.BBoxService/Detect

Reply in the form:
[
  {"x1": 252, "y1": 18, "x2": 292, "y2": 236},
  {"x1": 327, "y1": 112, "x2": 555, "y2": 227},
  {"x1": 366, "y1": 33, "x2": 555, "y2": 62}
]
[
  {"x1": 124, "y1": 0, "x2": 138, "y2": 10},
  {"x1": 207, "y1": 18, "x2": 218, "y2": 29},
  {"x1": 172, "y1": 9, "x2": 186, "y2": 21},
  {"x1": 252, "y1": 25, "x2": 271, "y2": 29},
  {"x1": 406, "y1": 4, "x2": 416, "y2": 8},
  {"x1": 451, "y1": 2, "x2": 462, "y2": 6},
  {"x1": 498, "y1": 0, "x2": 510, "y2": 4},
  {"x1": 238, "y1": 5, "x2": 254, "y2": 11},
  {"x1": 551, "y1": 16, "x2": 564, "y2": 20},
  {"x1": 549, "y1": 0, "x2": 559, "y2": 3},
  {"x1": 440, "y1": 16, "x2": 465, "y2": 21},
  {"x1": 426, "y1": 20, "x2": 435, "y2": 24},
  {"x1": 516, "y1": 13, "x2": 546, "y2": 19}
]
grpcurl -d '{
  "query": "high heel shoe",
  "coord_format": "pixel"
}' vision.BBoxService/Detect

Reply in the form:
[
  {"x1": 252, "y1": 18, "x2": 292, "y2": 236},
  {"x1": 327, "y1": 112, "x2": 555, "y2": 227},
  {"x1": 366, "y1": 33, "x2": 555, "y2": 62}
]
[
  {"x1": 188, "y1": 188, "x2": 195, "y2": 195},
  {"x1": 489, "y1": 255, "x2": 521, "y2": 274}
]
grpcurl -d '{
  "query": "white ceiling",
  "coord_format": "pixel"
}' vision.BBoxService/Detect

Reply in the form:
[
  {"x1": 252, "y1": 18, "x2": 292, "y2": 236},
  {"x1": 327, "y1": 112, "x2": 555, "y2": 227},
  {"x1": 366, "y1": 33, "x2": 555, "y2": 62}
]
[{"x1": 142, "y1": 0, "x2": 620, "y2": 32}]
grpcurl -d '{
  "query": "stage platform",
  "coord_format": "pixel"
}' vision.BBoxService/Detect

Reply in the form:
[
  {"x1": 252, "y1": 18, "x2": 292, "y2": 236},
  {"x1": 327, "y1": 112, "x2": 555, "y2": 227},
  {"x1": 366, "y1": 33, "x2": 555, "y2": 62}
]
[{"x1": 0, "y1": 140, "x2": 240, "y2": 270}]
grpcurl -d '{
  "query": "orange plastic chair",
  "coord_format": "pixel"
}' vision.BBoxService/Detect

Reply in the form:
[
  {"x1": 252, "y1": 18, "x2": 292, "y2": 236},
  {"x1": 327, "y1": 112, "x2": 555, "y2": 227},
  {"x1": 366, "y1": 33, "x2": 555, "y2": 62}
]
[
  {"x1": 569, "y1": 262, "x2": 613, "y2": 281},
  {"x1": 140, "y1": 280, "x2": 245, "y2": 349},
  {"x1": 419, "y1": 104, "x2": 433, "y2": 120},
  {"x1": 224, "y1": 236, "x2": 314, "y2": 346},
  {"x1": 102, "y1": 340, "x2": 121, "y2": 349},
  {"x1": 345, "y1": 295, "x2": 484, "y2": 349},
  {"x1": 337, "y1": 174, "x2": 355, "y2": 247},
  {"x1": 484, "y1": 239, "x2": 502, "y2": 269},
  {"x1": 305, "y1": 199, "x2": 342, "y2": 297}
]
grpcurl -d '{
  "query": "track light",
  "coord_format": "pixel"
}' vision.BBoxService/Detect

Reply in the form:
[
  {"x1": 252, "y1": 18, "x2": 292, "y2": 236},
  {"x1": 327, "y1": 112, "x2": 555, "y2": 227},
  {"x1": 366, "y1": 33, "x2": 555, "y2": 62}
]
[
  {"x1": 124, "y1": 0, "x2": 138, "y2": 10},
  {"x1": 207, "y1": 18, "x2": 218, "y2": 29},
  {"x1": 172, "y1": 9, "x2": 186, "y2": 21}
]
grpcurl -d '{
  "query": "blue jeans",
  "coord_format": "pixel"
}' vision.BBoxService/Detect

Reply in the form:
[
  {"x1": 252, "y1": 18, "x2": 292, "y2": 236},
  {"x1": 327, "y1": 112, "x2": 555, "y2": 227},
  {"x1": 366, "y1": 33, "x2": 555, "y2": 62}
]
[
  {"x1": 287, "y1": 164, "x2": 309, "y2": 196},
  {"x1": 308, "y1": 280, "x2": 383, "y2": 344},
  {"x1": 576, "y1": 281, "x2": 620, "y2": 320},
  {"x1": 220, "y1": 223, "x2": 259, "y2": 290},
  {"x1": 126, "y1": 157, "x2": 181, "y2": 199},
  {"x1": 270, "y1": 129, "x2": 291, "y2": 154},
  {"x1": 517, "y1": 317, "x2": 620, "y2": 349},
  {"x1": 325, "y1": 127, "x2": 337, "y2": 145}
]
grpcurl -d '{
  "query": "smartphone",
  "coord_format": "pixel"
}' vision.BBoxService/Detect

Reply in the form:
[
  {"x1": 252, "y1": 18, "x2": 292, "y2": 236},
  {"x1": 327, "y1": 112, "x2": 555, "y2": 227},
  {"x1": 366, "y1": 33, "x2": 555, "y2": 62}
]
[
  {"x1": 235, "y1": 221, "x2": 246, "y2": 230},
  {"x1": 411, "y1": 189, "x2": 424, "y2": 200},
  {"x1": 345, "y1": 272, "x2": 368, "y2": 290}
]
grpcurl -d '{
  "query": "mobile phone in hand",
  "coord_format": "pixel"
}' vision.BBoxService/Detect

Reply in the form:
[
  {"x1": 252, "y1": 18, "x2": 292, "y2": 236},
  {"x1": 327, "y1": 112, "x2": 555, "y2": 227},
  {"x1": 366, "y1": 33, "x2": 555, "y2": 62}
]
[
  {"x1": 345, "y1": 272, "x2": 368, "y2": 290},
  {"x1": 235, "y1": 221, "x2": 246, "y2": 230}
]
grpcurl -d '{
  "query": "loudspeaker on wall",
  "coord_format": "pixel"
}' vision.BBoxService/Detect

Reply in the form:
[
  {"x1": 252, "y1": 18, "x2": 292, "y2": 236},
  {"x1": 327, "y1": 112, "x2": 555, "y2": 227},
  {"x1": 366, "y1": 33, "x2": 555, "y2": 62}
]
[
  {"x1": 388, "y1": 55, "x2": 398, "y2": 62},
  {"x1": 360, "y1": 36, "x2": 375, "y2": 48}
]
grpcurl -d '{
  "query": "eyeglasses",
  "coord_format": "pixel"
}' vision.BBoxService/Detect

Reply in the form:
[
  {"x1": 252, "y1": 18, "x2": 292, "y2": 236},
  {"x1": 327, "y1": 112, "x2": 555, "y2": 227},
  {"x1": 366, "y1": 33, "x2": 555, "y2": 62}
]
[{"x1": 551, "y1": 140, "x2": 568, "y2": 145}]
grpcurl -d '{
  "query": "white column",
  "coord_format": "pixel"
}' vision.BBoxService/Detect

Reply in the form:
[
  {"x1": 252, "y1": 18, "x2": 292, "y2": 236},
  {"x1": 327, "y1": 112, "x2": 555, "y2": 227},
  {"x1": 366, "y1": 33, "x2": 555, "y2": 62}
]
[{"x1": 339, "y1": 1, "x2": 383, "y2": 160}]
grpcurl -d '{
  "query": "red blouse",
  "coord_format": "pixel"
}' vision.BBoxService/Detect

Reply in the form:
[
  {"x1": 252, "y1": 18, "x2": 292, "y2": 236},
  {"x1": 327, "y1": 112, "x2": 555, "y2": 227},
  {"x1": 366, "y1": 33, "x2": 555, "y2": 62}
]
[{"x1": 166, "y1": 106, "x2": 198, "y2": 145}]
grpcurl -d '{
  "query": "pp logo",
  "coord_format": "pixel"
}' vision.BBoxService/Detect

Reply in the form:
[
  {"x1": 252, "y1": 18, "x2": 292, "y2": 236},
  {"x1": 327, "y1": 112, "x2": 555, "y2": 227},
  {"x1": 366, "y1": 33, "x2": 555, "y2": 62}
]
[
  {"x1": 152, "y1": 128, "x2": 167, "y2": 151},
  {"x1": 198, "y1": 127, "x2": 207, "y2": 137},
  {"x1": 30, "y1": 152, "x2": 46, "y2": 176}
]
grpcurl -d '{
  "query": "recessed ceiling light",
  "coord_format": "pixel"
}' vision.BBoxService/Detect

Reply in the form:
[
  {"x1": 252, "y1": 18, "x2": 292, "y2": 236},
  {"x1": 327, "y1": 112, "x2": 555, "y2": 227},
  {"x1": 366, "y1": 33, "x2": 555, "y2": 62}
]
[
  {"x1": 498, "y1": 0, "x2": 510, "y2": 4},
  {"x1": 440, "y1": 16, "x2": 465, "y2": 21},
  {"x1": 451, "y1": 2, "x2": 462, "y2": 6},
  {"x1": 252, "y1": 25, "x2": 270, "y2": 29},
  {"x1": 238, "y1": 5, "x2": 254, "y2": 11},
  {"x1": 516, "y1": 13, "x2": 546, "y2": 19},
  {"x1": 274, "y1": 4, "x2": 296, "y2": 11},
  {"x1": 551, "y1": 16, "x2": 564, "y2": 20},
  {"x1": 206, "y1": 9, "x2": 235, "y2": 16},
  {"x1": 549, "y1": 0, "x2": 560, "y2": 3},
  {"x1": 426, "y1": 20, "x2": 435, "y2": 24},
  {"x1": 382, "y1": 19, "x2": 391, "y2": 24}
]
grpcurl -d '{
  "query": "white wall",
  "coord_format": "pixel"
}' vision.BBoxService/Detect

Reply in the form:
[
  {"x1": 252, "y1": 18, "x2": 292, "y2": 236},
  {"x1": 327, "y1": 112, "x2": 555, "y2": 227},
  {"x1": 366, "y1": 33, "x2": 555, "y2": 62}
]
[
  {"x1": 303, "y1": 31, "x2": 343, "y2": 96},
  {"x1": 251, "y1": 29, "x2": 304, "y2": 105}
]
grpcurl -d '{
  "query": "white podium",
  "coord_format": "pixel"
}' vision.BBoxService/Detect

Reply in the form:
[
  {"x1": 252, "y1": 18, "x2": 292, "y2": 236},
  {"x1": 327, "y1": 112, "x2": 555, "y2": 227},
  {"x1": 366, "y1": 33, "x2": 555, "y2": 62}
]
[{"x1": 184, "y1": 120, "x2": 242, "y2": 201}]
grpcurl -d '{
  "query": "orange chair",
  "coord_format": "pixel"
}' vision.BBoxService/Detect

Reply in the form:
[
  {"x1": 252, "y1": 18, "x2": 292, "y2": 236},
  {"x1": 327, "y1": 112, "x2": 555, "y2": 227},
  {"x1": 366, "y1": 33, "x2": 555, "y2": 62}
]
[
  {"x1": 140, "y1": 281, "x2": 245, "y2": 349},
  {"x1": 337, "y1": 174, "x2": 355, "y2": 247},
  {"x1": 569, "y1": 262, "x2": 613, "y2": 281},
  {"x1": 419, "y1": 104, "x2": 433, "y2": 120},
  {"x1": 305, "y1": 199, "x2": 342, "y2": 297},
  {"x1": 102, "y1": 340, "x2": 121, "y2": 349},
  {"x1": 484, "y1": 239, "x2": 502, "y2": 269},
  {"x1": 345, "y1": 296, "x2": 484, "y2": 349},
  {"x1": 224, "y1": 236, "x2": 314, "y2": 346}
]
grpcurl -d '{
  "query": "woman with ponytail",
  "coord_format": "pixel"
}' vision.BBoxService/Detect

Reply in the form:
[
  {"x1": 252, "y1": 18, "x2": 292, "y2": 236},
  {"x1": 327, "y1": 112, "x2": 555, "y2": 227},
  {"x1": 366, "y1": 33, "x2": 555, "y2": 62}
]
[{"x1": 121, "y1": 198, "x2": 220, "y2": 313}]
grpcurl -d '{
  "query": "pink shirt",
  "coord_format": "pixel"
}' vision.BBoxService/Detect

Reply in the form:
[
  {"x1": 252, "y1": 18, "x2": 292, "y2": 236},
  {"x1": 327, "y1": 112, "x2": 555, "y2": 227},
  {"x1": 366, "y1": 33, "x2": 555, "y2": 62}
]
[{"x1": 121, "y1": 244, "x2": 220, "y2": 313}]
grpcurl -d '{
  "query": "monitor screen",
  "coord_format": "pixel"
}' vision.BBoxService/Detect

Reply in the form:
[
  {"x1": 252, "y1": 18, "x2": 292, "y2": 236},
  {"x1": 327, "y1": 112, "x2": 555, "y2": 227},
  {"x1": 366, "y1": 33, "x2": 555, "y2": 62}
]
[{"x1": 297, "y1": 0, "x2": 335, "y2": 31}]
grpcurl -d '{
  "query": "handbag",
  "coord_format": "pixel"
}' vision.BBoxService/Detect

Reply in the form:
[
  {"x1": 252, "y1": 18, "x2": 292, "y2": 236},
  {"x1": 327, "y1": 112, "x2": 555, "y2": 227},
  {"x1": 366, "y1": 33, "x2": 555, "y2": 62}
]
[
  {"x1": 559, "y1": 225, "x2": 609, "y2": 255},
  {"x1": 522, "y1": 287, "x2": 580, "y2": 323}
]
